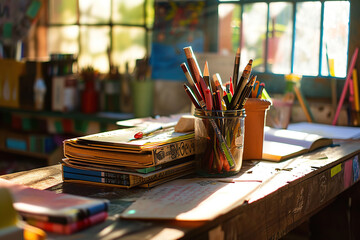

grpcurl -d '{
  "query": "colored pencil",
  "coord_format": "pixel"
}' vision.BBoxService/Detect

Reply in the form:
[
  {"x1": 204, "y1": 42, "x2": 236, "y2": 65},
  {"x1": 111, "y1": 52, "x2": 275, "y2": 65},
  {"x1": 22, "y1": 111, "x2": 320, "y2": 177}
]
[
  {"x1": 183, "y1": 46, "x2": 205, "y2": 99},
  {"x1": 213, "y1": 73, "x2": 224, "y2": 99},
  {"x1": 203, "y1": 61, "x2": 211, "y2": 88},
  {"x1": 183, "y1": 84, "x2": 201, "y2": 109},
  {"x1": 180, "y1": 62, "x2": 203, "y2": 102}
]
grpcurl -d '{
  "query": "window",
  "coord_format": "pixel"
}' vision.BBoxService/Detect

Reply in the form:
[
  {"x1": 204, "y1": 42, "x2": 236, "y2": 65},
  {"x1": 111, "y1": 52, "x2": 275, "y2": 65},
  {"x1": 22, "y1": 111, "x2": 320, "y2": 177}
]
[
  {"x1": 218, "y1": 0, "x2": 350, "y2": 78},
  {"x1": 40, "y1": 0, "x2": 350, "y2": 81},
  {"x1": 46, "y1": 0, "x2": 154, "y2": 73}
]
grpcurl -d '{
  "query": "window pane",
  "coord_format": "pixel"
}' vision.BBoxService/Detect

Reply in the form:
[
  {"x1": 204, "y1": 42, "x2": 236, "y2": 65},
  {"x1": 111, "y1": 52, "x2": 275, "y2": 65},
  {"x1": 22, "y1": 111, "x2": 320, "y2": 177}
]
[
  {"x1": 321, "y1": 1, "x2": 350, "y2": 78},
  {"x1": 242, "y1": 3, "x2": 267, "y2": 72},
  {"x1": 267, "y1": 2, "x2": 292, "y2": 74},
  {"x1": 112, "y1": 26, "x2": 146, "y2": 72},
  {"x1": 79, "y1": 26, "x2": 110, "y2": 73},
  {"x1": 79, "y1": 0, "x2": 110, "y2": 24},
  {"x1": 218, "y1": 4, "x2": 241, "y2": 55},
  {"x1": 112, "y1": 0, "x2": 145, "y2": 25},
  {"x1": 48, "y1": 26, "x2": 79, "y2": 54},
  {"x1": 49, "y1": 0, "x2": 77, "y2": 24},
  {"x1": 293, "y1": 2, "x2": 321, "y2": 76}
]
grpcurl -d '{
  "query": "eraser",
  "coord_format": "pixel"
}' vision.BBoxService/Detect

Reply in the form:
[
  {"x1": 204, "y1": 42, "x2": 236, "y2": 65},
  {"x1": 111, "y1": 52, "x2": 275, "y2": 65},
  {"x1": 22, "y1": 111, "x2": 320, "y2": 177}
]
[{"x1": 174, "y1": 115, "x2": 195, "y2": 132}]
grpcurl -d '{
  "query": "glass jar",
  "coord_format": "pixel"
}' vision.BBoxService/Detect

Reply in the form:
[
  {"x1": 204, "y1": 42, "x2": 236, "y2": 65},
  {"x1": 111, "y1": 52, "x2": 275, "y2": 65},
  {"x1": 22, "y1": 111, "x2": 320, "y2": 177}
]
[{"x1": 194, "y1": 108, "x2": 245, "y2": 177}]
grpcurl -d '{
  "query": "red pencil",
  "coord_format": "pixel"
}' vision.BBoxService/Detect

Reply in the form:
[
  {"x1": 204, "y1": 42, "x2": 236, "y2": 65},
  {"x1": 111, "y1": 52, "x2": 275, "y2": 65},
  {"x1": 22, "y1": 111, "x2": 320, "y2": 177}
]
[{"x1": 204, "y1": 89, "x2": 213, "y2": 110}]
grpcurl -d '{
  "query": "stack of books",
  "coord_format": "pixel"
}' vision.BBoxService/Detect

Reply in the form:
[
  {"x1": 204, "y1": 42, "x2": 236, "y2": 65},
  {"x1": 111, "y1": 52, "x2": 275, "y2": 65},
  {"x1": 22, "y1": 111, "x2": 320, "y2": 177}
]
[
  {"x1": 0, "y1": 179, "x2": 109, "y2": 235},
  {"x1": 62, "y1": 122, "x2": 196, "y2": 188}
]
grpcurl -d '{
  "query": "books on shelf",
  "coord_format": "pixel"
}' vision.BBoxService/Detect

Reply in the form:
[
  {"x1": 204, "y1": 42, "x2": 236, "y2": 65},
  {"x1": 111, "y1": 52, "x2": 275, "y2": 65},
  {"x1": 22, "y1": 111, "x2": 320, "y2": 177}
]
[
  {"x1": 0, "y1": 178, "x2": 109, "y2": 234},
  {"x1": 61, "y1": 158, "x2": 196, "y2": 189},
  {"x1": 262, "y1": 126, "x2": 333, "y2": 161}
]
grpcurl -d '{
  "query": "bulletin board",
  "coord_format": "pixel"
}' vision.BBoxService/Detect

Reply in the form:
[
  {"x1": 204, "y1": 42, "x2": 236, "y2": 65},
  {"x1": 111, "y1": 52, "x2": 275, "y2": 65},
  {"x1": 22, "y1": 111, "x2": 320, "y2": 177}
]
[{"x1": 151, "y1": 0, "x2": 205, "y2": 81}]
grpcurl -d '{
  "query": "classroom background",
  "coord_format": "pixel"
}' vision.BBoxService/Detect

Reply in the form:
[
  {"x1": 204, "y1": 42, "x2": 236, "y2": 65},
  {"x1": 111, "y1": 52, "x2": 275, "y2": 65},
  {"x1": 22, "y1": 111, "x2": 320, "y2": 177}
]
[
  {"x1": 0, "y1": 0, "x2": 359, "y2": 172},
  {"x1": 1, "y1": 1, "x2": 360, "y2": 239}
]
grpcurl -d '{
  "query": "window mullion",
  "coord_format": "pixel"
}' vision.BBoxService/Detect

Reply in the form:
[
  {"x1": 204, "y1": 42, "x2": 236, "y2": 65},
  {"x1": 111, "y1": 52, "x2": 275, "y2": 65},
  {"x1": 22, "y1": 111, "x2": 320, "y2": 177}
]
[
  {"x1": 318, "y1": 1, "x2": 325, "y2": 76},
  {"x1": 264, "y1": 2, "x2": 270, "y2": 72},
  {"x1": 290, "y1": 2, "x2": 296, "y2": 73}
]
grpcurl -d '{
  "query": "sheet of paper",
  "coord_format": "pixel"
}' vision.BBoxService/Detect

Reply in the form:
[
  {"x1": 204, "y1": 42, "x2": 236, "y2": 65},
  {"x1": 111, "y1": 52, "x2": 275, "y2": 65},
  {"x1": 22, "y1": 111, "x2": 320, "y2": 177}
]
[
  {"x1": 121, "y1": 178, "x2": 260, "y2": 221},
  {"x1": 287, "y1": 122, "x2": 360, "y2": 139}
]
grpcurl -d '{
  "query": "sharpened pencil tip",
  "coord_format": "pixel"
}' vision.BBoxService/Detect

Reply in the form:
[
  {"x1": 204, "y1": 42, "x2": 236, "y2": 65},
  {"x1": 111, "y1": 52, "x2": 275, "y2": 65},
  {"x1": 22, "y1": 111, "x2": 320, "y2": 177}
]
[
  {"x1": 204, "y1": 61, "x2": 209, "y2": 76},
  {"x1": 236, "y1": 48, "x2": 240, "y2": 55}
]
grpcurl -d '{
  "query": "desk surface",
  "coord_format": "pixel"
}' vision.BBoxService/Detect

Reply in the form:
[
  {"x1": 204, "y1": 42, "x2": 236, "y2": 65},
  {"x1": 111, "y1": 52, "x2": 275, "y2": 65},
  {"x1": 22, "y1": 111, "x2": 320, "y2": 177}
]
[{"x1": 2, "y1": 140, "x2": 360, "y2": 240}]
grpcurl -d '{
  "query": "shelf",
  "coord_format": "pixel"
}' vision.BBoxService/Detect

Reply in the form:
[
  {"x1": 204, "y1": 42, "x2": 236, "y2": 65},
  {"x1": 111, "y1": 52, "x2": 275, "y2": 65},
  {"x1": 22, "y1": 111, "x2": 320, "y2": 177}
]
[
  {"x1": 0, "y1": 107, "x2": 134, "y2": 124},
  {"x1": 0, "y1": 146, "x2": 63, "y2": 166}
]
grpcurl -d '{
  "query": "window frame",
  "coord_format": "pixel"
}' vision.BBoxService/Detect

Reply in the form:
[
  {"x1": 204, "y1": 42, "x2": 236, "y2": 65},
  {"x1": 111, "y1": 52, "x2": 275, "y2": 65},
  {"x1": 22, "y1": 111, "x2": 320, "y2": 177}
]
[
  {"x1": 44, "y1": 0, "x2": 153, "y2": 73},
  {"x1": 211, "y1": 0, "x2": 353, "y2": 98}
]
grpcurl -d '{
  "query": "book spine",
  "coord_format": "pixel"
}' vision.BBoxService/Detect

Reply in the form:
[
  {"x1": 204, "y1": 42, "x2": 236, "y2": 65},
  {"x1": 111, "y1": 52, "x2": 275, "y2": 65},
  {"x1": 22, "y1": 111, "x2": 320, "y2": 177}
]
[
  {"x1": 63, "y1": 165, "x2": 132, "y2": 180},
  {"x1": 25, "y1": 211, "x2": 108, "y2": 235},
  {"x1": 19, "y1": 201, "x2": 108, "y2": 225},
  {"x1": 152, "y1": 138, "x2": 195, "y2": 165},
  {"x1": 129, "y1": 161, "x2": 195, "y2": 186},
  {"x1": 63, "y1": 172, "x2": 132, "y2": 186},
  {"x1": 63, "y1": 161, "x2": 195, "y2": 188}
]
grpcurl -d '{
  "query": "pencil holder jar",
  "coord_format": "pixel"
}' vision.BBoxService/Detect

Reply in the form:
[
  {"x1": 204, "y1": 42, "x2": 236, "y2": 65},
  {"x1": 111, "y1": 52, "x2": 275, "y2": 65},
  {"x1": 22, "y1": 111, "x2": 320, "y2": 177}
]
[
  {"x1": 194, "y1": 109, "x2": 245, "y2": 177},
  {"x1": 243, "y1": 98, "x2": 271, "y2": 160}
]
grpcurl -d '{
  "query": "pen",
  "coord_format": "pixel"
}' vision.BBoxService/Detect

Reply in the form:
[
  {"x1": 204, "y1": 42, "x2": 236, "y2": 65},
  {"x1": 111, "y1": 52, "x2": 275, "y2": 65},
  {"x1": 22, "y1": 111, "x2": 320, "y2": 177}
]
[
  {"x1": 230, "y1": 59, "x2": 253, "y2": 109},
  {"x1": 133, "y1": 122, "x2": 177, "y2": 139},
  {"x1": 236, "y1": 75, "x2": 257, "y2": 110},
  {"x1": 232, "y1": 48, "x2": 241, "y2": 91}
]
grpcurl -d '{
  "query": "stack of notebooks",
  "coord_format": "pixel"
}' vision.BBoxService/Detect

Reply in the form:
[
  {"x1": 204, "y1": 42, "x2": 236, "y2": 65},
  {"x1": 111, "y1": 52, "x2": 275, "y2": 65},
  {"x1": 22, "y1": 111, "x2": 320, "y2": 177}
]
[
  {"x1": 0, "y1": 179, "x2": 109, "y2": 235},
  {"x1": 62, "y1": 122, "x2": 196, "y2": 188}
]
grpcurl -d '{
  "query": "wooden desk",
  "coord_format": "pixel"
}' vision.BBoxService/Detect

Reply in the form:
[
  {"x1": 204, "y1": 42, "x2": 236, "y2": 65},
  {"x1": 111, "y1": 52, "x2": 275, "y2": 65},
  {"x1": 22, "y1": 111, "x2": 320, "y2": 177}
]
[{"x1": 2, "y1": 140, "x2": 360, "y2": 240}]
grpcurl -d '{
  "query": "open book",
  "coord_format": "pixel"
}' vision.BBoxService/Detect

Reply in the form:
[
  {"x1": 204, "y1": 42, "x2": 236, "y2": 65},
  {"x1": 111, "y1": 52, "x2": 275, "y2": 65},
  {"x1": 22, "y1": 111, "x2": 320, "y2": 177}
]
[
  {"x1": 262, "y1": 127, "x2": 333, "y2": 161},
  {"x1": 287, "y1": 122, "x2": 360, "y2": 139}
]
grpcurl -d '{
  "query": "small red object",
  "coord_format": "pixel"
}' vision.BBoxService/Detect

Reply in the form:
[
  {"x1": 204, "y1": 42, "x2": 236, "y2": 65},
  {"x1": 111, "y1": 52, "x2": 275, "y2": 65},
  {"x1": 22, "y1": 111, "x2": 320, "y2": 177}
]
[{"x1": 134, "y1": 132, "x2": 144, "y2": 139}]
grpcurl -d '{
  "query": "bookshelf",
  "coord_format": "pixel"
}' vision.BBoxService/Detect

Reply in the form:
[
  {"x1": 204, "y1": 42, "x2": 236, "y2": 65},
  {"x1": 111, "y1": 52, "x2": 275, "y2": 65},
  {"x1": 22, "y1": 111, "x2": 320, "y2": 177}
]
[{"x1": 0, "y1": 107, "x2": 133, "y2": 167}]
